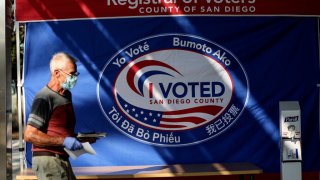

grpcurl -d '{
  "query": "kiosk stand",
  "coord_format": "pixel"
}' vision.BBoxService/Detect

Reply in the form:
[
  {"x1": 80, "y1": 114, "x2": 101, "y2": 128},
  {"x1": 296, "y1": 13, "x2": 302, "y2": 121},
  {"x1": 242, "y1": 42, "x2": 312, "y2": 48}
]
[{"x1": 279, "y1": 101, "x2": 302, "y2": 180}]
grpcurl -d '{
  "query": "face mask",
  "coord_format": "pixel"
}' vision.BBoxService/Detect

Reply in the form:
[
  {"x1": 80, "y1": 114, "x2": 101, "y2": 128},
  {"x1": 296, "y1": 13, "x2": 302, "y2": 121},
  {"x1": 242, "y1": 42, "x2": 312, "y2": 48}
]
[{"x1": 61, "y1": 75, "x2": 77, "y2": 90}]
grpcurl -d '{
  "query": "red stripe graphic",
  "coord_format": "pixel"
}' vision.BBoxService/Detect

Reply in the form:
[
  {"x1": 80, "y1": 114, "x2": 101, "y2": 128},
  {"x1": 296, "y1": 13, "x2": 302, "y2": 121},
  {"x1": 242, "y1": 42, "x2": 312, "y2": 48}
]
[
  {"x1": 164, "y1": 105, "x2": 223, "y2": 116},
  {"x1": 161, "y1": 116, "x2": 207, "y2": 124},
  {"x1": 126, "y1": 60, "x2": 181, "y2": 96}
]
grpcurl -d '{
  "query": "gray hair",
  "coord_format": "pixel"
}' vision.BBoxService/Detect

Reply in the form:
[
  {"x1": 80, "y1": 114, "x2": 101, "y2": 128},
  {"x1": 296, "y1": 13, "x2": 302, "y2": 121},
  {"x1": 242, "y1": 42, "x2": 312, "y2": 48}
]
[{"x1": 49, "y1": 52, "x2": 77, "y2": 74}]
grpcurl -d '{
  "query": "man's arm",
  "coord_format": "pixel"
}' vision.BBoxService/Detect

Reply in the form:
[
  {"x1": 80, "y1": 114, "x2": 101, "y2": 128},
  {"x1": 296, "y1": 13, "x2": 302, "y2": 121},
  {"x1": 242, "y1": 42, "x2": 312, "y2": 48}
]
[{"x1": 24, "y1": 124, "x2": 64, "y2": 147}]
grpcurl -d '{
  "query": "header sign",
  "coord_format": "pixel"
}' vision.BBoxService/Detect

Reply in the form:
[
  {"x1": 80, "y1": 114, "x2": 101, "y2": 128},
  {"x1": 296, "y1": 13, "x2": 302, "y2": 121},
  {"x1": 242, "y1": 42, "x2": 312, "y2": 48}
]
[{"x1": 16, "y1": 0, "x2": 320, "y2": 22}]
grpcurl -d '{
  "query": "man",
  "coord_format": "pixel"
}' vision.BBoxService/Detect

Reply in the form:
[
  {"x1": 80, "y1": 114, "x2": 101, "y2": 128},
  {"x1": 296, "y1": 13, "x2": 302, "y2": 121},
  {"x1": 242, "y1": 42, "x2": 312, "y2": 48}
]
[{"x1": 24, "y1": 52, "x2": 89, "y2": 179}]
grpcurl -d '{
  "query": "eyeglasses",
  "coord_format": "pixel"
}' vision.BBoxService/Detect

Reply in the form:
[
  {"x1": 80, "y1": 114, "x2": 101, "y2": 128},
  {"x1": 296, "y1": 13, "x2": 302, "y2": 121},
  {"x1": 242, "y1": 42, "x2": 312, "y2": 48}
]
[{"x1": 59, "y1": 69, "x2": 80, "y2": 78}]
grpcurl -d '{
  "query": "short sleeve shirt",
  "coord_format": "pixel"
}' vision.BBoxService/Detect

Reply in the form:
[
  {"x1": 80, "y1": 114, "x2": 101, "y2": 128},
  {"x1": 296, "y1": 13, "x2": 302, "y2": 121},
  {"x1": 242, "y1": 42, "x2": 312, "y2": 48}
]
[{"x1": 27, "y1": 86, "x2": 76, "y2": 155}]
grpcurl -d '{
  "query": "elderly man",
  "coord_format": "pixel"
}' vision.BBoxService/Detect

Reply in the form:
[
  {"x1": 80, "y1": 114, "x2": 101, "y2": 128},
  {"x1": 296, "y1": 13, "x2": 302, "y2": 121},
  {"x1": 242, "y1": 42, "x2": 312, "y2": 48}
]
[{"x1": 24, "y1": 52, "x2": 87, "y2": 179}]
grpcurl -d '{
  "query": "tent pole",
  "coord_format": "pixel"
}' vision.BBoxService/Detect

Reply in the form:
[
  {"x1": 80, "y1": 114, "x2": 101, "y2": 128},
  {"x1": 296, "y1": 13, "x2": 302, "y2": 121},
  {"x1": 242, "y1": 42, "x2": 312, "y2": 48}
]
[
  {"x1": 15, "y1": 22, "x2": 24, "y2": 172},
  {"x1": 0, "y1": 0, "x2": 12, "y2": 178},
  {"x1": 318, "y1": 17, "x2": 320, "y2": 142}
]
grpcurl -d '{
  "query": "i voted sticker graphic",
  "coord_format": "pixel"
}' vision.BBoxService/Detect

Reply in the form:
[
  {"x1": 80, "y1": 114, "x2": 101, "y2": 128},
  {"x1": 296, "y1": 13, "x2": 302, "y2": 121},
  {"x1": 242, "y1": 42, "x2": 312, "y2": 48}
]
[{"x1": 98, "y1": 34, "x2": 249, "y2": 146}]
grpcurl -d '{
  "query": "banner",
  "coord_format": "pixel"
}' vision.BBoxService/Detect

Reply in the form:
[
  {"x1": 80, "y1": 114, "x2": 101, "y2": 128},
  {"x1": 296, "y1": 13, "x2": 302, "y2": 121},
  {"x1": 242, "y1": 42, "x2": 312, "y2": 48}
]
[
  {"x1": 16, "y1": 0, "x2": 320, "y2": 22},
  {"x1": 24, "y1": 17, "x2": 320, "y2": 173}
]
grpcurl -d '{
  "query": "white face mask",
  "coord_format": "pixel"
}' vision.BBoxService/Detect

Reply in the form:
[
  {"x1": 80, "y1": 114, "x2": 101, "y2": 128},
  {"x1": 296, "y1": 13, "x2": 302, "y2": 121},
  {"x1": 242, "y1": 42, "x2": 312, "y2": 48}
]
[{"x1": 61, "y1": 75, "x2": 78, "y2": 90}]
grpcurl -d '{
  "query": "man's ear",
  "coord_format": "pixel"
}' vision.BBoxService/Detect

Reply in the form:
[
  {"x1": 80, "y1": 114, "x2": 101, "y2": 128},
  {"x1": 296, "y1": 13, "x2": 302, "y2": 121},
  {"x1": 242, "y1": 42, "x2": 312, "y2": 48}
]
[{"x1": 53, "y1": 69, "x2": 60, "y2": 78}]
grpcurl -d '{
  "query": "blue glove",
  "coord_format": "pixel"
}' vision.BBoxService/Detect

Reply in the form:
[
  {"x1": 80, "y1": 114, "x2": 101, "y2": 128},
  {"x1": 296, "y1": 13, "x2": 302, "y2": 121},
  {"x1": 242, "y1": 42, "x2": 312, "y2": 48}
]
[{"x1": 63, "y1": 137, "x2": 83, "y2": 151}]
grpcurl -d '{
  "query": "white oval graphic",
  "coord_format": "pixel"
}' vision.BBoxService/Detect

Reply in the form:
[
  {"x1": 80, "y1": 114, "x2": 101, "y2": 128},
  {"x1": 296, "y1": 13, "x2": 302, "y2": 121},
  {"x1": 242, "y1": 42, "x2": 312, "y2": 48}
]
[{"x1": 98, "y1": 34, "x2": 249, "y2": 146}]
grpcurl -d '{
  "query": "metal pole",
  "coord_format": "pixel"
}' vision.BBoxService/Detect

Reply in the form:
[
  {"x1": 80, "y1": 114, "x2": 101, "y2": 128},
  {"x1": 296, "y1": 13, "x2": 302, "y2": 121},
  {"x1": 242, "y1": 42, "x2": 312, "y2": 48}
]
[
  {"x1": 318, "y1": 82, "x2": 320, "y2": 142},
  {"x1": 0, "y1": 0, "x2": 12, "y2": 179},
  {"x1": 15, "y1": 21, "x2": 25, "y2": 172},
  {"x1": 318, "y1": 18, "x2": 320, "y2": 144}
]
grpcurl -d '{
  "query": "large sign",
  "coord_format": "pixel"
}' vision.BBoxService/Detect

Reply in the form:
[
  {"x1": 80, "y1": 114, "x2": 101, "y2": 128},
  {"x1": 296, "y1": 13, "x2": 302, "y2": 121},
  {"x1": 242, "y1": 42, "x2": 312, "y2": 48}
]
[
  {"x1": 98, "y1": 34, "x2": 249, "y2": 146},
  {"x1": 23, "y1": 17, "x2": 320, "y2": 173},
  {"x1": 16, "y1": 0, "x2": 320, "y2": 22}
]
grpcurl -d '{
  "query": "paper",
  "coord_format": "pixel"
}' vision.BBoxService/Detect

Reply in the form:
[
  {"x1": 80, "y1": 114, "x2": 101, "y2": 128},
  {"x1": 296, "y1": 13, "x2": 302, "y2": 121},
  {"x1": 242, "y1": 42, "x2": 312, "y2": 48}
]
[{"x1": 64, "y1": 142, "x2": 96, "y2": 160}]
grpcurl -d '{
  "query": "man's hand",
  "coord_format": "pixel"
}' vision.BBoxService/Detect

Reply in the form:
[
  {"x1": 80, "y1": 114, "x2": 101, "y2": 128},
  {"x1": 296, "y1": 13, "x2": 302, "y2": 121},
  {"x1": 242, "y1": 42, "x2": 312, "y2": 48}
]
[{"x1": 63, "y1": 137, "x2": 83, "y2": 151}]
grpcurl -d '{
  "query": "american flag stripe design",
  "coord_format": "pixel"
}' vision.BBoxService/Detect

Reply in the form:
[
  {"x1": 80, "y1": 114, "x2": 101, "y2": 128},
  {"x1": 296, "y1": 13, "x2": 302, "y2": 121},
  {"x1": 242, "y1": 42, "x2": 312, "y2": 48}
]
[
  {"x1": 116, "y1": 93, "x2": 223, "y2": 130},
  {"x1": 161, "y1": 105, "x2": 223, "y2": 129}
]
